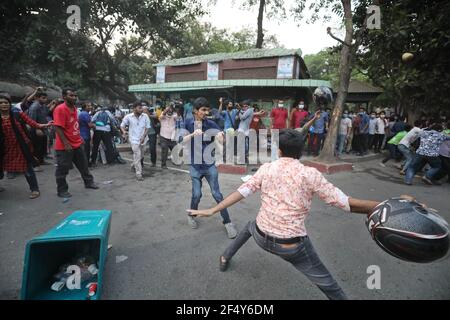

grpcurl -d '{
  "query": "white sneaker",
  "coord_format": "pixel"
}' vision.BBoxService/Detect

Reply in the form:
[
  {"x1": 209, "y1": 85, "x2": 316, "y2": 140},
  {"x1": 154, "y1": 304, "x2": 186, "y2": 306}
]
[
  {"x1": 187, "y1": 215, "x2": 198, "y2": 229},
  {"x1": 224, "y1": 223, "x2": 238, "y2": 239}
]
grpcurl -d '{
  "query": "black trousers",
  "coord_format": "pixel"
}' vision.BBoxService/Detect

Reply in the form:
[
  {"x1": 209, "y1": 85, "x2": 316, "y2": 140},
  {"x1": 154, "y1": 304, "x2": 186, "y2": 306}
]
[
  {"x1": 160, "y1": 136, "x2": 176, "y2": 166},
  {"x1": 31, "y1": 131, "x2": 47, "y2": 164},
  {"x1": 91, "y1": 131, "x2": 115, "y2": 164},
  {"x1": 55, "y1": 147, "x2": 94, "y2": 194},
  {"x1": 148, "y1": 134, "x2": 157, "y2": 165},
  {"x1": 83, "y1": 138, "x2": 91, "y2": 162}
]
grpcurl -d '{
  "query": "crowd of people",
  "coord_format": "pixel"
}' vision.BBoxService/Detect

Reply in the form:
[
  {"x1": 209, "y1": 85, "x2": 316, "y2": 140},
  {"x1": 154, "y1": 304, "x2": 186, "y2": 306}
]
[
  {"x1": 1, "y1": 88, "x2": 449, "y2": 201},
  {"x1": 0, "y1": 88, "x2": 447, "y2": 300}
]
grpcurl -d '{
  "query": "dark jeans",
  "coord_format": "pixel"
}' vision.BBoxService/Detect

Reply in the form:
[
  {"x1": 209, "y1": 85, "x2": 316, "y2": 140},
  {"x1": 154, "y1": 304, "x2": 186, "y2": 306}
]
[
  {"x1": 223, "y1": 221, "x2": 347, "y2": 300},
  {"x1": 360, "y1": 133, "x2": 369, "y2": 154},
  {"x1": 160, "y1": 136, "x2": 176, "y2": 166},
  {"x1": 382, "y1": 144, "x2": 399, "y2": 164},
  {"x1": 434, "y1": 156, "x2": 450, "y2": 181},
  {"x1": 24, "y1": 165, "x2": 39, "y2": 192},
  {"x1": 83, "y1": 138, "x2": 91, "y2": 162},
  {"x1": 91, "y1": 131, "x2": 115, "y2": 164},
  {"x1": 368, "y1": 134, "x2": 376, "y2": 151},
  {"x1": 31, "y1": 131, "x2": 47, "y2": 164},
  {"x1": 148, "y1": 134, "x2": 157, "y2": 165},
  {"x1": 55, "y1": 147, "x2": 95, "y2": 194},
  {"x1": 189, "y1": 165, "x2": 231, "y2": 224},
  {"x1": 374, "y1": 134, "x2": 385, "y2": 152},
  {"x1": 405, "y1": 154, "x2": 442, "y2": 184}
]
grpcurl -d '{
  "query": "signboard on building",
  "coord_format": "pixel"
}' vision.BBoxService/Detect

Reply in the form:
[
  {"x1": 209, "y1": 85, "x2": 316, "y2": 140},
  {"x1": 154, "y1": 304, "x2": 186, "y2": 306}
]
[
  {"x1": 277, "y1": 56, "x2": 295, "y2": 79},
  {"x1": 156, "y1": 66, "x2": 166, "y2": 83},
  {"x1": 207, "y1": 62, "x2": 219, "y2": 81}
]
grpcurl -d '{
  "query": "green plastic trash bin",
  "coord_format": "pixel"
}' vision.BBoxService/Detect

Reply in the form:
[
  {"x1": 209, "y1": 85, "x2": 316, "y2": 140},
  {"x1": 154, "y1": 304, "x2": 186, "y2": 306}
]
[{"x1": 21, "y1": 210, "x2": 112, "y2": 300}]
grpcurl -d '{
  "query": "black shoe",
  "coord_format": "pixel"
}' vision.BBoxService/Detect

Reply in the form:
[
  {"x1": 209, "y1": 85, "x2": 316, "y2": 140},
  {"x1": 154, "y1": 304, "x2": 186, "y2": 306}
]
[
  {"x1": 219, "y1": 256, "x2": 229, "y2": 272},
  {"x1": 116, "y1": 157, "x2": 127, "y2": 164},
  {"x1": 58, "y1": 191, "x2": 72, "y2": 198},
  {"x1": 85, "y1": 183, "x2": 99, "y2": 190}
]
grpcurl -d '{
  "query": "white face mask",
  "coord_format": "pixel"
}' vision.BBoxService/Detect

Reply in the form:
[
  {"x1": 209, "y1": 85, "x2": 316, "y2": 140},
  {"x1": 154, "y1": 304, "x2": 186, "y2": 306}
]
[
  {"x1": 299, "y1": 104, "x2": 305, "y2": 109},
  {"x1": 278, "y1": 104, "x2": 284, "y2": 108}
]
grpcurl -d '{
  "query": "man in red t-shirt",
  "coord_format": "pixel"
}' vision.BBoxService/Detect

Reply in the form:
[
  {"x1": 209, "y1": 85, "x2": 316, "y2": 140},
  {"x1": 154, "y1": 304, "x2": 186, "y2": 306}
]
[
  {"x1": 54, "y1": 88, "x2": 98, "y2": 198},
  {"x1": 270, "y1": 100, "x2": 289, "y2": 129},
  {"x1": 290, "y1": 100, "x2": 309, "y2": 129}
]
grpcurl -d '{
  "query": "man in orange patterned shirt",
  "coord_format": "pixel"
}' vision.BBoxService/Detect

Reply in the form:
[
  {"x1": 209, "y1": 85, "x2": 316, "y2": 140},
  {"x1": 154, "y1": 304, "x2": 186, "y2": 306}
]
[{"x1": 188, "y1": 129, "x2": 385, "y2": 300}]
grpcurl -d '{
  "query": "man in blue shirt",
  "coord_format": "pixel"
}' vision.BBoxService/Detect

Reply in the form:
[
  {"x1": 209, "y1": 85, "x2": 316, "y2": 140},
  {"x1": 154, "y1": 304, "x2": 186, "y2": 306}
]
[
  {"x1": 218, "y1": 98, "x2": 238, "y2": 131},
  {"x1": 309, "y1": 108, "x2": 329, "y2": 156},
  {"x1": 180, "y1": 97, "x2": 238, "y2": 239},
  {"x1": 357, "y1": 107, "x2": 370, "y2": 156},
  {"x1": 79, "y1": 102, "x2": 95, "y2": 161}
]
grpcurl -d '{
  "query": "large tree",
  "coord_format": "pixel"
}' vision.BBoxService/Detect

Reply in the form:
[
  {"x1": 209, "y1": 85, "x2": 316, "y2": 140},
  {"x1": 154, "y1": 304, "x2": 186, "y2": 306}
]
[
  {"x1": 293, "y1": 0, "x2": 374, "y2": 163},
  {"x1": 0, "y1": 0, "x2": 203, "y2": 102},
  {"x1": 354, "y1": 0, "x2": 450, "y2": 120}
]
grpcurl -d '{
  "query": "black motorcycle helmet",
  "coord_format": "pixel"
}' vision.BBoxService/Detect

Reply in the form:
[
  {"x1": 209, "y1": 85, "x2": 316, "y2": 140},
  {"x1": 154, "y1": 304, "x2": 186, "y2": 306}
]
[{"x1": 366, "y1": 198, "x2": 449, "y2": 263}]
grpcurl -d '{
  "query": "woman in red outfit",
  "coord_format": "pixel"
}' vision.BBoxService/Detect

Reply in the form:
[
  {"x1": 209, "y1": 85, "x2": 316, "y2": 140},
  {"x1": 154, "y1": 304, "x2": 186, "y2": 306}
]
[{"x1": 0, "y1": 94, "x2": 51, "y2": 199}]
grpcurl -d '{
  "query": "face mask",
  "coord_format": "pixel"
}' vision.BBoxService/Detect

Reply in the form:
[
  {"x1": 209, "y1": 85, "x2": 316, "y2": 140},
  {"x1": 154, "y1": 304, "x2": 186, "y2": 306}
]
[
  {"x1": 278, "y1": 104, "x2": 284, "y2": 108},
  {"x1": 299, "y1": 104, "x2": 305, "y2": 109},
  {"x1": 343, "y1": 114, "x2": 348, "y2": 118},
  {"x1": 371, "y1": 115, "x2": 376, "y2": 119}
]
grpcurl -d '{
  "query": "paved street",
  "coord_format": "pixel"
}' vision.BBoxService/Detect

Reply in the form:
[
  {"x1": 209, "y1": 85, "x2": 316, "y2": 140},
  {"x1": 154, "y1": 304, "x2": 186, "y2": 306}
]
[{"x1": 1, "y1": 154, "x2": 449, "y2": 300}]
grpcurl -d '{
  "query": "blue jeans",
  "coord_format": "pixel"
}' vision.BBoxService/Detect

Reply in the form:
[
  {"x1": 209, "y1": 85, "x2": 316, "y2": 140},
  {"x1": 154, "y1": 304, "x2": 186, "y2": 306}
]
[
  {"x1": 405, "y1": 154, "x2": 442, "y2": 184},
  {"x1": 336, "y1": 134, "x2": 347, "y2": 155},
  {"x1": 223, "y1": 221, "x2": 347, "y2": 300},
  {"x1": 189, "y1": 165, "x2": 231, "y2": 224},
  {"x1": 397, "y1": 144, "x2": 414, "y2": 171}
]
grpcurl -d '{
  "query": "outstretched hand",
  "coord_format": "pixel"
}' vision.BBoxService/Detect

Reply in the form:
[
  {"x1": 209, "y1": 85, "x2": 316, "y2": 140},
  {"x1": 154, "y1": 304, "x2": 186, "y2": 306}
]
[{"x1": 186, "y1": 209, "x2": 215, "y2": 217}]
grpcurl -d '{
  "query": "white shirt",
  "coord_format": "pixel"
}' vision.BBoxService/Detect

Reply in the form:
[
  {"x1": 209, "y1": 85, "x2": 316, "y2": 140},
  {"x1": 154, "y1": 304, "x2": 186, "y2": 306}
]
[
  {"x1": 339, "y1": 118, "x2": 352, "y2": 136},
  {"x1": 399, "y1": 127, "x2": 422, "y2": 148},
  {"x1": 369, "y1": 118, "x2": 377, "y2": 135},
  {"x1": 121, "y1": 113, "x2": 151, "y2": 145},
  {"x1": 375, "y1": 118, "x2": 387, "y2": 134}
]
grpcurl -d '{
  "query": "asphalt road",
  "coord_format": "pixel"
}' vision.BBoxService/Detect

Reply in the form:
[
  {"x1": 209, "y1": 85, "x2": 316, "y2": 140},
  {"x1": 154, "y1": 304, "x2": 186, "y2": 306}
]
[{"x1": 1, "y1": 155, "x2": 449, "y2": 300}]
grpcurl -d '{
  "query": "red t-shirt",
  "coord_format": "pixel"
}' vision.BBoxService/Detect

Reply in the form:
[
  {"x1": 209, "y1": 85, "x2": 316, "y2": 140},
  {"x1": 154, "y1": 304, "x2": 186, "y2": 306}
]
[
  {"x1": 53, "y1": 103, "x2": 83, "y2": 150},
  {"x1": 271, "y1": 108, "x2": 288, "y2": 129},
  {"x1": 291, "y1": 110, "x2": 309, "y2": 128}
]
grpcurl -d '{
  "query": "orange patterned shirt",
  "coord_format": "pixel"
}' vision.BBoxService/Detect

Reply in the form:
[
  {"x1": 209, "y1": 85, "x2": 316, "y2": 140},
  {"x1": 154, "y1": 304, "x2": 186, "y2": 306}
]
[{"x1": 238, "y1": 158, "x2": 350, "y2": 238}]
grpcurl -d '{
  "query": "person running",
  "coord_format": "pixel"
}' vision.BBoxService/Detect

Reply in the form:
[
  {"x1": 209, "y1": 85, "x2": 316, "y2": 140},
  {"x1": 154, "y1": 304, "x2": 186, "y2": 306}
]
[
  {"x1": 405, "y1": 123, "x2": 450, "y2": 186},
  {"x1": 397, "y1": 120, "x2": 422, "y2": 175},
  {"x1": 159, "y1": 104, "x2": 178, "y2": 169},
  {"x1": 187, "y1": 128, "x2": 389, "y2": 300},
  {"x1": 0, "y1": 94, "x2": 51, "y2": 199},
  {"x1": 380, "y1": 125, "x2": 411, "y2": 167},
  {"x1": 53, "y1": 89, "x2": 99, "y2": 198},
  {"x1": 180, "y1": 97, "x2": 237, "y2": 239},
  {"x1": 120, "y1": 101, "x2": 150, "y2": 181}
]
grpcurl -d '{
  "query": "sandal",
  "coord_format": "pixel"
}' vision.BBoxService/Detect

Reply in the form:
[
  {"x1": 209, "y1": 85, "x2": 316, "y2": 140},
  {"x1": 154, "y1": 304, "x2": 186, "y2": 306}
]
[{"x1": 29, "y1": 191, "x2": 40, "y2": 199}]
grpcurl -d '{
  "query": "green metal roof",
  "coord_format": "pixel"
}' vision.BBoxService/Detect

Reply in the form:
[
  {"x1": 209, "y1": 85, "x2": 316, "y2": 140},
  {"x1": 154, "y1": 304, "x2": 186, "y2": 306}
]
[
  {"x1": 129, "y1": 79, "x2": 331, "y2": 93},
  {"x1": 154, "y1": 48, "x2": 303, "y2": 67}
]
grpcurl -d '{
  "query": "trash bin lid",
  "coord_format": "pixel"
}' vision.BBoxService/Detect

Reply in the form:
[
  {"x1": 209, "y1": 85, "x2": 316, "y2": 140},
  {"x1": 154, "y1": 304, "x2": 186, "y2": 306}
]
[{"x1": 33, "y1": 210, "x2": 112, "y2": 241}]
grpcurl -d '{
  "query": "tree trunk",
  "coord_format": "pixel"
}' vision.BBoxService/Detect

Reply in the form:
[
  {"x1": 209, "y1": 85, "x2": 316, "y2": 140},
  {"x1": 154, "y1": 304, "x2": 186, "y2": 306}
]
[
  {"x1": 255, "y1": 0, "x2": 266, "y2": 49},
  {"x1": 318, "y1": 0, "x2": 353, "y2": 163}
]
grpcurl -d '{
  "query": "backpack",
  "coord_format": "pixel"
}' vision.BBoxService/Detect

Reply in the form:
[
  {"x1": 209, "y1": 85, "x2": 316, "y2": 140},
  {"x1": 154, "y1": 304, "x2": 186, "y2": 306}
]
[{"x1": 96, "y1": 111, "x2": 111, "y2": 127}]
